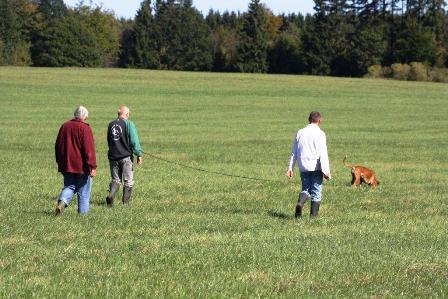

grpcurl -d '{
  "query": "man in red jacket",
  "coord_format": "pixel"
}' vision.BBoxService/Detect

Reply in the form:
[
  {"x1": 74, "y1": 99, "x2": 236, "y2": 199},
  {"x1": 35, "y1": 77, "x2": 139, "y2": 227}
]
[{"x1": 55, "y1": 106, "x2": 97, "y2": 215}]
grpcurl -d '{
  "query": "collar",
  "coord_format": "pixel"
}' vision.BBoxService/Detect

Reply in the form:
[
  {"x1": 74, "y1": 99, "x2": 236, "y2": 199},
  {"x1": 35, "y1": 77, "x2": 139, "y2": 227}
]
[{"x1": 71, "y1": 118, "x2": 88, "y2": 125}]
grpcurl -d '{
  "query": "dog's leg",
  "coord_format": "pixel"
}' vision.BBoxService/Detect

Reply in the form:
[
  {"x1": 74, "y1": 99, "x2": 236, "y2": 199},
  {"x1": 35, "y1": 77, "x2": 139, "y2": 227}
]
[
  {"x1": 351, "y1": 173, "x2": 356, "y2": 187},
  {"x1": 353, "y1": 174, "x2": 361, "y2": 187},
  {"x1": 351, "y1": 172, "x2": 361, "y2": 187}
]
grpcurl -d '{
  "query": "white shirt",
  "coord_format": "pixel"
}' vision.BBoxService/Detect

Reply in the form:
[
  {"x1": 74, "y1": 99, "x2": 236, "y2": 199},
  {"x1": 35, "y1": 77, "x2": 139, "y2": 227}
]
[{"x1": 288, "y1": 123, "x2": 330, "y2": 174}]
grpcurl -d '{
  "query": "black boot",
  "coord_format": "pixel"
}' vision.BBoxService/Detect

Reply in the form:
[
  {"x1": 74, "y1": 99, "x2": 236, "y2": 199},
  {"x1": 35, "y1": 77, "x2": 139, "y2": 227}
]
[
  {"x1": 106, "y1": 182, "x2": 120, "y2": 207},
  {"x1": 310, "y1": 201, "x2": 321, "y2": 218},
  {"x1": 295, "y1": 192, "x2": 309, "y2": 218},
  {"x1": 122, "y1": 186, "x2": 132, "y2": 204},
  {"x1": 295, "y1": 204, "x2": 303, "y2": 218}
]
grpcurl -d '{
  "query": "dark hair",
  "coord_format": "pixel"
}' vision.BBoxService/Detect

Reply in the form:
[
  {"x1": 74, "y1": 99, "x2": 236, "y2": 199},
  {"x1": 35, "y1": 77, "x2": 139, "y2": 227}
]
[{"x1": 308, "y1": 111, "x2": 322, "y2": 123}]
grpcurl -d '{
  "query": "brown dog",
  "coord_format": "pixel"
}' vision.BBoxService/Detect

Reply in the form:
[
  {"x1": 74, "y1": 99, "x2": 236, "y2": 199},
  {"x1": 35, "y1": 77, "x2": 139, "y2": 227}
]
[{"x1": 343, "y1": 156, "x2": 380, "y2": 187}]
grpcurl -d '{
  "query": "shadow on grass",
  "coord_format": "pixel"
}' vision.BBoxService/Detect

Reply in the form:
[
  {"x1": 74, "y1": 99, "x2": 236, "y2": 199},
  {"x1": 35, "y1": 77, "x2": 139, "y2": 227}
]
[
  {"x1": 229, "y1": 208, "x2": 258, "y2": 215},
  {"x1": 91, "y1": 196, "x2": 115, "y2": 207},
  {"x1": 94, "y1": 201, "x2": 108, "y2": 207},
  {"x1": 26, "y1": 209, "x2": 60, "y2": 218},
  {"x1": 267, "y1": 210, "x2": 293, "y2": 220},
  {"x1": 38, "y1": 210, "x2": 56, "y2": 216}
]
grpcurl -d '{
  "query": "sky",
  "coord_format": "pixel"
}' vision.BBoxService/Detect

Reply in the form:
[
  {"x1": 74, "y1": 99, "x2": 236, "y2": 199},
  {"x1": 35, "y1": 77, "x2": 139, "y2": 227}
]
[{"x1": 63, "y1": 0, "x2": 315, "y2": 19}]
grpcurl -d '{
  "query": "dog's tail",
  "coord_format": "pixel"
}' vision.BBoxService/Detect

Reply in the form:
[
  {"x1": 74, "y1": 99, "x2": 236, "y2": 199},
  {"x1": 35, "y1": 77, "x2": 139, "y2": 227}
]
[{"x1": 343, "y1": 156, "x2": 356, "y2": 168}]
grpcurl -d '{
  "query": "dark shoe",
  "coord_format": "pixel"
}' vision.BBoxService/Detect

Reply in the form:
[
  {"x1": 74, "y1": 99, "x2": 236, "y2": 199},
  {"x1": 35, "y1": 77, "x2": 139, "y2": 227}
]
[
  {"x1": 295, "y1": 192, "x2": 309, "y2": 218},
  {"x1": 295, "y1": 204, "x2": 303, "y2": 218},
  {"x1": 122, "y1": 186, "x2": 132, "y2": 204},
  {"x1": 106, "y1": 182, "x2": 120, "y2": 207},
  {"x1": 55, "y1": 200, "x2": 65, "y2": 216},
  {"x1": 106, "y1": 196, "x2": 114, "y2": 207},
  {"x1": 310, "y1": 201, "x2": 321, "y2": 218}
]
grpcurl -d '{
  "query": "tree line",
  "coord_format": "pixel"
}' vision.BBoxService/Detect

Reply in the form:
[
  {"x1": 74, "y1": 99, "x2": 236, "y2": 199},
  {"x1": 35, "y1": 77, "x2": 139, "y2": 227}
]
[{"x1": 1, "y1": 0, "x2": 447, "y2": 78}]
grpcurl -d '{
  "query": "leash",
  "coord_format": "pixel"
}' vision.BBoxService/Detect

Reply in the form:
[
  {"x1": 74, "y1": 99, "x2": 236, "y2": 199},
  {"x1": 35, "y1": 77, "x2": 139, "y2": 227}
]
[{"x1": 143, "y1": 151, "x2": 293, "y2": 184}]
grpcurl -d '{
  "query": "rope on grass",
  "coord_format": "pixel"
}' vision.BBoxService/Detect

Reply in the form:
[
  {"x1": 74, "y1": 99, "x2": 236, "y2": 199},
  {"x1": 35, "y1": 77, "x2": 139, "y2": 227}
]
[{"x1": 143, "y1": 151, "x2": 292, "y2": 184}]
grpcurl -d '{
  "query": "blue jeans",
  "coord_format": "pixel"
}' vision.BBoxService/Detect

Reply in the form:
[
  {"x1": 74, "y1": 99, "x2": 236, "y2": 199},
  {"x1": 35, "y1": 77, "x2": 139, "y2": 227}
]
[
  {"x1": 58, "y1": 173, "x2": 92, "y2": 214},
  {"x1": 300, "y1": 170, "x2": 323, "y2": 202}
]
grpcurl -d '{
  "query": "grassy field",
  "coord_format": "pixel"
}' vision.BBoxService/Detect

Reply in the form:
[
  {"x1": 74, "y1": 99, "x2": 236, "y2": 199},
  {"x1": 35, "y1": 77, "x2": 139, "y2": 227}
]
[{"x1": 0, "y1": 67, "x2": 447, "y2": 297}]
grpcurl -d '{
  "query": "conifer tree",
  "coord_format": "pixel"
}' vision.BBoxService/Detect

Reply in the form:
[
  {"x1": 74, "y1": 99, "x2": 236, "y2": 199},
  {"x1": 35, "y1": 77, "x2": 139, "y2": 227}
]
[
  {"x1": 37, "y1": 0, "x2": 66, "y2": 20},
  {"x1": 118, "y1": 18, "x2": 135, "y2": 67},
  {"x1": 237, "y1": 0, "x2": 269, "y2": 73},
  {"x1": 154, "y1": 0, "x2": 212, "y2": 71},
  {"x1": 302, "y1": 1, "x2": 353, "y2": 75},
  {"x1": 129, "y1": 0, "x2": 159, "y2": 68}
]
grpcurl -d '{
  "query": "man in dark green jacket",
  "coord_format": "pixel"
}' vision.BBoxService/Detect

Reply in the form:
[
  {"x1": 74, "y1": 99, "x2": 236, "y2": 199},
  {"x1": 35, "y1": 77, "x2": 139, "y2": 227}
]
[{"x1": 106, "y1": 106, "x2": 143, "y2": 206}]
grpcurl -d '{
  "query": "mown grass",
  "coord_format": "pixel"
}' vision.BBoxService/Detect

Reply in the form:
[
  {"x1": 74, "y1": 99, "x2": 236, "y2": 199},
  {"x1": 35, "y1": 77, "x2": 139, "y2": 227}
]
[{"x1": 0, "y1": 67, "x2": 447, "y2": 297}]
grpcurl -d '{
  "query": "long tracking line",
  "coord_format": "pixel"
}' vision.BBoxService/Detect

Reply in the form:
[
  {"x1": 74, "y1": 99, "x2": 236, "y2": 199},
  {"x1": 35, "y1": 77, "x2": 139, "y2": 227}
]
[{"x1": 143, "y1": 151, "x2": 293, "y2": 184}]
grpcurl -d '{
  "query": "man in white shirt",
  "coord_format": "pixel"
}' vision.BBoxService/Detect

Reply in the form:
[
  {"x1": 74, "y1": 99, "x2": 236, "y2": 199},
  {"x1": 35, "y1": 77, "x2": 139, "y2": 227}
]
[{"x1": 286, "y1": 111, "x2": 331, "y2": 218}]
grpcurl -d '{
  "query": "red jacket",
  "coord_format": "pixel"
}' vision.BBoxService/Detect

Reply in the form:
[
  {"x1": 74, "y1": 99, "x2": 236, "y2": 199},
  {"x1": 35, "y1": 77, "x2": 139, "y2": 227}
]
[{"x1": 55, "y1": 119, "x2": 97, "y2": 175}]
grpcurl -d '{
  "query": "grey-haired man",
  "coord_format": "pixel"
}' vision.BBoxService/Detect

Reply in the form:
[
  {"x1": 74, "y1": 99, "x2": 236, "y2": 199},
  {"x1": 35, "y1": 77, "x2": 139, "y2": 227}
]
[{"x1": 55, "y1": 106, "x2": 97, "y2": 215}]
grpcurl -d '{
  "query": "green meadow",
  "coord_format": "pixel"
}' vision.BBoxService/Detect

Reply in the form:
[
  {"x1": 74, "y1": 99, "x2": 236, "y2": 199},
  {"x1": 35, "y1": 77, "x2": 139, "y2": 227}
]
[{"x1": 0, "y1": 67, "x2": 447, "y2": 297}]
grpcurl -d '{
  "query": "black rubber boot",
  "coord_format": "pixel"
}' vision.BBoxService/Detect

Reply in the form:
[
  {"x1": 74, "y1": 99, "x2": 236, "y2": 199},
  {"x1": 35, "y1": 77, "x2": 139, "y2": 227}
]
[
  {"x1": 122, "y1": 186, "x2": 132, "y2": 204},
  {"x1": 310, "y1": 201, "x2": 321, "y2": 218},
  {"x1": 106, "y1": 182, "x2": 120, "y2": 207},
  {"x1": 295, "y1": 192, "x2": 309, "y2": 218},
  {"x1": 295, "y1": 204, "x2": 303, "y2": 218}
]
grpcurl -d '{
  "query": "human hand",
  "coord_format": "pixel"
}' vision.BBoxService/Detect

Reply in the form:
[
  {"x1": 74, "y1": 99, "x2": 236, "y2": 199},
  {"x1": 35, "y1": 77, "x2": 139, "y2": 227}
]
[
  {"x1": 324, "y1": 172, "x2": 331, "y2": 181},
  {"x1": 286, "y1": 169, "x2": 294, "y2": 178},
  {"x1": 90, "y1": 169, "x2": 97, "y2": 177},
  {"x1": 137, "y1": 156, "x2": 143, "y2": 165}
]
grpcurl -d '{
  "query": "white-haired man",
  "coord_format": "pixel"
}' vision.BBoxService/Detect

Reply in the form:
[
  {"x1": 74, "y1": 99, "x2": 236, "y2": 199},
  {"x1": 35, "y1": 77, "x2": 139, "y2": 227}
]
[
  {"x1": 55, "y1": 106, "x2": 97, "y2": 215},
  {"x1": 106, "y1": 106, "x2": 143, "y2": 206},
  {"x1": 287, "y1": 111, "x2": 331, "y2": 218}
]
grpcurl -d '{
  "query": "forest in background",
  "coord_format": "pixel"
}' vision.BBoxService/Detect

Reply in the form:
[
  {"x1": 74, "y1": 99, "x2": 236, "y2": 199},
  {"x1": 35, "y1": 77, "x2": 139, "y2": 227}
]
[{"x1": 1, "y1": 0, "x2": 447, "y2": 80}]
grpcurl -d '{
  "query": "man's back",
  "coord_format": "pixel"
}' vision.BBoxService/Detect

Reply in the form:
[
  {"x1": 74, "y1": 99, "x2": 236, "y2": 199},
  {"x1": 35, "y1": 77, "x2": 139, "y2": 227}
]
[
  {"x1": 55, "y1": 119, "x2": 96, "y2": 175},
  {"x1": 290, "y1": 123, "x2": 329, "y2": 174},
  {"x1": 297, "y1": 124, "x2": 325, "y2": 158},
  {"x1": 107, "y1": 118, "x2": 131, "y2": 161}
]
